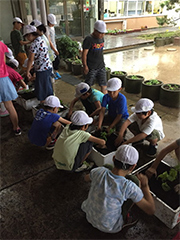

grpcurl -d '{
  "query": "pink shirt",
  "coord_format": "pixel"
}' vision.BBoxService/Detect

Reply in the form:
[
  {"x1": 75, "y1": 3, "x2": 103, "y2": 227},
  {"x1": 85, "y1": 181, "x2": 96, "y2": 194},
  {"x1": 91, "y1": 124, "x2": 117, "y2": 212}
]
[
  {"x1": 6, "y1": 65, "x2": 23, "y2": 86},
  {"x1": 0, "y1": 41, "x2": 9, "y2": 78}
]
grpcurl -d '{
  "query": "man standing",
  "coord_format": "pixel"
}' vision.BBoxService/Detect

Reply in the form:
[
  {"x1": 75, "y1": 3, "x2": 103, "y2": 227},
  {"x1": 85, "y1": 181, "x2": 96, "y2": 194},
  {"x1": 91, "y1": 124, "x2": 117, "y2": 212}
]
[
  {"x1": 82, "y1": 20, "x2": 107, "y2": 94},
  {"x1": 10, "y1": 17, "x2": 29, "y2": 68}
]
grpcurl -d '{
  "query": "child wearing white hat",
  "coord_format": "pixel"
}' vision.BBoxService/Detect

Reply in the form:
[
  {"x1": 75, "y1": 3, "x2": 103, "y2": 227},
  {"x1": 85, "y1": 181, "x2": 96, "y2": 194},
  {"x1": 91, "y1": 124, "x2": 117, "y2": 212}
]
[
  {"x1": 81, "y1": 144, "x2": 155, "y2": 233},
  {"x1": 115, "y1": 98, "x2": 165, "y2": 157},
  {"x1": 67, "y1": 82, "x2": 104, "y2": 119},
  {"x1": 53, "y1": 110, "x2": 106, "y2": 172},
  {"x1": 98, "y1": 77, "x2": 129, "y2": 133},
  {"x1": 28, "y1": 95, "x2": 71, "y2": 150}
]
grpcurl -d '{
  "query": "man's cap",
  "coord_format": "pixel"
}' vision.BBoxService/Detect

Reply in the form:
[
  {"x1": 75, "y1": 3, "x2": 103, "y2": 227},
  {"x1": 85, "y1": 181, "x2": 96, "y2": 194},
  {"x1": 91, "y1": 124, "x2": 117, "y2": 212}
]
[
  {"x1": 75, "y1": 82, "x2": 90, "y2": 97},
  {"x1": 44, "y1": 95, "x2": 63, "y2": 108},
  {"x1": 115, "y1": 145, "x2": 139, "y2": 165},
  {"x1": 30, "y1": 19, "x2": 42, "y2": 27},
  {"x1": 22, "y1": 58, "x2": 34, "y2": 68},
  {"x1": 48, "y1": 14, "x2": 57, "y2": 25},
  {"x1": 131, "y1": 98, "x2": 154, "y2": 113},
  {"x1": 94, "y1": 20, "x2": 107, "y2": 33},
  {"x1": 107, "y1": 77, "x2": 122, "y2": 91},
  {"x1": 23, "y1": 25, "x2": 37, "y2": 36},
  {"x1": 9, "y1": 58, "x2": 19, "y2": 68},
  {"x1": 70, "y1": 110, "x2": 93, "y2": 126},
  {"x1": 13, "y1": 17, "x2": 24, "y2": 24},
  {"x1": 5, "y1": 48, "x2": 14, "y2": 59}
]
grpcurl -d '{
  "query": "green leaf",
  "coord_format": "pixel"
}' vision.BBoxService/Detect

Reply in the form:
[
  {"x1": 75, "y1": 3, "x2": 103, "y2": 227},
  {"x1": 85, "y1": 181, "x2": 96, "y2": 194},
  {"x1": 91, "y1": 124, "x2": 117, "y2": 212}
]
[{"x1": 162, "y1": 182, "x2": 171, "y2": 191}]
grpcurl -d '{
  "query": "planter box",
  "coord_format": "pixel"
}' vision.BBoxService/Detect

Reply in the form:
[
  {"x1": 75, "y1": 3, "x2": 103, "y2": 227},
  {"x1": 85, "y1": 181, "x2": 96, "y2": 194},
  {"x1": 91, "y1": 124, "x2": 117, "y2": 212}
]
[
  {"x1": 125, "y1": 75, "x2": 144, "y2": 94},
  {"x1": 159, "y1": 83, "x2": 180, "y2": 108},
  {"x1": 89, "y1": 147, "x2": 115, "y2": 167},
  {"x1": 16, "y1": 90, "x2": 40, "y2": 110},
  {"x1": 132, "y1": 160, "x2": 180, "y2": 229},
  {"x1": 141, "y1": 80, "x2": 163, "y2": 101}
]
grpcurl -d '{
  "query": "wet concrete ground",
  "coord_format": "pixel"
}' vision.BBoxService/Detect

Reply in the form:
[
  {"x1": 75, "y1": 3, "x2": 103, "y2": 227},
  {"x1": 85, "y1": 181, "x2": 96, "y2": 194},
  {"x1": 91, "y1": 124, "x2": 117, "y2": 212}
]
[{"x1": 1, "y1": 29, "x2": 180, "y2": 239}]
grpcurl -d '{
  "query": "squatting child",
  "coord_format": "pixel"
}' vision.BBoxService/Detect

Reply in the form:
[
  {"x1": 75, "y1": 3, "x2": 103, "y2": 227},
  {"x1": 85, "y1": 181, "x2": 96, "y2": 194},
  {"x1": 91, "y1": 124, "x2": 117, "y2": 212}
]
[
  {"x1": 28, "y1": 95, "x2": 71, "y2": 150},
  {"x1": 81, "y1": 144, "x2": 155, "y2": 233},
  {"x1": 53, "y1": 110, "x2": 106, "y2": 172}
]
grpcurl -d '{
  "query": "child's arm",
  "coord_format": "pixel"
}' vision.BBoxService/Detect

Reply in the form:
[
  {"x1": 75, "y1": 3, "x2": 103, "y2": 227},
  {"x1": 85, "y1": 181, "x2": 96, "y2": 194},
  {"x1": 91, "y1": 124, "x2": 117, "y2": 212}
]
[
  {"x1": 124, "y1": 132, "x2": 147, "y2": 145},
  {"x1": 115, "y1": 119, "x2": 131, "y2": 146},
  {"x1": 48, "y1": 36, "x2": 59, "y2": 56},
  {"x1": 82, "y1": 49, "x2": 89, "y2": 75},
  {"x1": 26, "y1": 53, "x2": 34, "y2": 80},
  {"x1": 106, "y1": 114, "x2": 122, "y2": 133},
  {"x1": 58, "y1": 117, "x2": 71, "y2": 125},
  {"x1": 97, "y1": 107, "x2": 106, "y2": 130},
  {"x1": 84, "y1": 173, "x2": 91, "y2": 182},
  {"x1": 135, "y1": 173, "x2": 155, "y2": 215},
  {"x1": 89, "y1": 101, "x2": 102, "y2": 117},
  {"x1": 88, "y1": 135, "x2": 106, "y2": 146},
  {"x1": 67, "y1": 97, "x2": 79, "y2": 119}
]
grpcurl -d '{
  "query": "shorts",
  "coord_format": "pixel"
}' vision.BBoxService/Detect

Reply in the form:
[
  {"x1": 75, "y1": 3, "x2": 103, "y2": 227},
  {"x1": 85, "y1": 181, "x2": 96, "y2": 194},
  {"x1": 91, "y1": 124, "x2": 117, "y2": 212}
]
[
  {"x1": 35, "y1": 68, "x2": 53, "y2": 101},
  {"x1": 0, "y1": 76, "x2": 18, "y2": 102},
  {"x1": 72, "y1": 141, "x2": 93, "y2": 171},
  {"x1": 102, "y1": 114, "x2": 127, "y2": 132},
  {"x1": 128, "y1": 122, "x2": 161, "y2": 141},
  {"x1": 85, "y1": 67, "x2": 106, "y2": 87},
  {"x1": 15, "y1": 52, "x2": 27, "y2": 68}
]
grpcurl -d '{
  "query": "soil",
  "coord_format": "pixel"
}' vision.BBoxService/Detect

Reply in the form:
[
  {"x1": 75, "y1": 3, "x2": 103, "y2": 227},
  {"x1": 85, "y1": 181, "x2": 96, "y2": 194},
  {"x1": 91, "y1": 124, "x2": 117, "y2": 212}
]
[
  {"x1": 140, "y1": 162, "x2": 179, "y2": 210},
  {"x1": 163, "y1": 84, "x2": 180, "y2": 91},
  {"x1": 92, "y1": 130, "x2": 118, "y2": 155},
  {"x1": 18, "y1": 90, "x2": 36, "y2": 100}
]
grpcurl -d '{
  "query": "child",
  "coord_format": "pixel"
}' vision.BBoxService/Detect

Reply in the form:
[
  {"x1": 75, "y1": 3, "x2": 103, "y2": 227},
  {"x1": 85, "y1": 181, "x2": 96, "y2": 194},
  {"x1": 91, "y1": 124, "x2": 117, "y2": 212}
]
[
  {"x1": 115, "y1": 98, "x2": 165, "y2": 157},
  {"x1": 47, "y1": 14, "x2": 61, "y2": 80},
  {"x1": 81, "y1": 144, "x2": 155, "y2": 233},
  {"x1": 68, "y1": 82, "x2": 104, "y2": 118},
  {"x1": 98, "y1": 77, "x2": 129, "y2": 133},
  {"x1": 145, "y1": 138, "x2": 180, "y2": 179},
  {"x1": 28, "y1": 95, "x2": 71, "y2": 150},
  {"x1": 53, "y1": 110, "x2": 106, "y2": 172}
]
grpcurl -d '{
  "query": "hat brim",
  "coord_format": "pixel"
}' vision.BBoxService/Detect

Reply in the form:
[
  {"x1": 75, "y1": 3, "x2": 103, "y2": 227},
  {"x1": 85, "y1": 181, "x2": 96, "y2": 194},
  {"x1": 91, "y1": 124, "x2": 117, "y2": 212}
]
[{"x1": 106, "y1": 87, "x2": 119, "y2": 91}]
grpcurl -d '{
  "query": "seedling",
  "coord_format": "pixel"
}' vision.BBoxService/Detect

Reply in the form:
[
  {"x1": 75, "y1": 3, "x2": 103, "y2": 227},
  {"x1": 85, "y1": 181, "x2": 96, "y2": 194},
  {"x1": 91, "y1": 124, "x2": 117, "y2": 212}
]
[
  {"x1": 145, "y1": 79, "x2": 161, "y2": 85},
  {"x1": 129, "y1": 75, "x2": 142, "y2": 80},
  {"x1": 113, "y1": 71, "x2": 125, "y2": 75},
  {"x1": 166, "y1": 84, "x2": 180, "y2": 91}
]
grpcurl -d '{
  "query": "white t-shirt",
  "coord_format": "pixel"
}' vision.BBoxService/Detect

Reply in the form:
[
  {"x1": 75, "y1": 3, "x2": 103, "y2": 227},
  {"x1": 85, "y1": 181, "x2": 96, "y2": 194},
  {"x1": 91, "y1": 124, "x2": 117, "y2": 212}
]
[
  {"x1": 47, "y1": 26, "x2": 57, "y2": 50},
  {"x1": 128, "y1": 111, "x2": 165, "y2": 139}
]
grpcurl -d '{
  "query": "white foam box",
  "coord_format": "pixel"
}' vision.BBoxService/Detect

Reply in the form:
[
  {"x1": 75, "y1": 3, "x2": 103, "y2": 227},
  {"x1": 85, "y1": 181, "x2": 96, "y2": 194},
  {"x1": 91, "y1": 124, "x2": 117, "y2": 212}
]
[
  {"x1": 16, "y1": 96, "x2": 40, "y2": 111},
  {"x1": 89, "y1": 147, "x2": 115, "y2": 167},
  {"x1": 132, "y1": 159, "x2": 180, "y2": 229}
]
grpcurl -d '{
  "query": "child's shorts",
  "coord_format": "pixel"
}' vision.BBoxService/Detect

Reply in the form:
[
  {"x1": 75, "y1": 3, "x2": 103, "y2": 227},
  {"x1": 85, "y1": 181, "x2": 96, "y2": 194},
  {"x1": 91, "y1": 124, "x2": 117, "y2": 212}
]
[
  {"x1": 72, "y1": 141, "x2": 93, "y2": 171},
  {"x1": 85, "y1": 67, "x2": 106, "y2": 87},
  {"x1": 0, "y1": 76, "x2": 18, "y2": 102},
  {"x1": 102, "y1": 114, "x2": 127, "y2": 132},
  {"x1": 128, "y1": 122, "x2": 161, "y2": 141}
]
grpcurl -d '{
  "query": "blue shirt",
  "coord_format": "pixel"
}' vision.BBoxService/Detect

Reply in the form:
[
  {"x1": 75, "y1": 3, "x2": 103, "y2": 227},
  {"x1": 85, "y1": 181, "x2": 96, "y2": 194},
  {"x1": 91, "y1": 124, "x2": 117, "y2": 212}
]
[
  {"x1": 88, "y1": 88, "x2": 104, "y2": 104},
  {"x1": 28, "y1": 109, "x2": 60, "y2": 146},
  {"x1": 81, "y1": 167, "x2": 143, "y2": 233},
  {"x1": 101, "y1": 93, "x2": 129, "y2": 120}
]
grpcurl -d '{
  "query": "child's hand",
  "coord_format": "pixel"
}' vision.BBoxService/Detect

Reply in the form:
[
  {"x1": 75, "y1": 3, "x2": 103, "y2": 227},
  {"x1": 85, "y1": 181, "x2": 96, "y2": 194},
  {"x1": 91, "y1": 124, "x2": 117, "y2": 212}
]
[
  {"x1": 145, "y1": 167, "x2": 157, "y2": 179},
  {"x1": 136, "y1": 173, "x2": 149, "y2": 189}
]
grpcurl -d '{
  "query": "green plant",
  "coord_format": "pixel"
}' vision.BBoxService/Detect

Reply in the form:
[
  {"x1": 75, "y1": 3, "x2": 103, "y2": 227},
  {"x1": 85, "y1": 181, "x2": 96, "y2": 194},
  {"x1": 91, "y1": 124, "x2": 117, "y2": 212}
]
[
  {"x1": 105, "y1": 67, "x2": 111, "y2": 71},
  {"x1": 158, "y1": 165, "x2": 180, "y2": 191},
  {"x1": 56, "y1": 35, "x2": 79, "y2": 59},
  {"x1": 72, "y1": 59, "x2": 82, "y2": 65},
  {"x1": 113, "y1": 71, "x2": 125, "y2": 75},
  {"x1": 129, "y1": 75, "x2": 142, "y2": 80},
  {"x1": 66, "y1": 58, "x2": 74, "y2": 62},
  {"x1": 145, "y1": 79, "x2": 161, "y2": 85},
  {"x1": 165, "y1": 84, "x2": 180, "y2": 90}
]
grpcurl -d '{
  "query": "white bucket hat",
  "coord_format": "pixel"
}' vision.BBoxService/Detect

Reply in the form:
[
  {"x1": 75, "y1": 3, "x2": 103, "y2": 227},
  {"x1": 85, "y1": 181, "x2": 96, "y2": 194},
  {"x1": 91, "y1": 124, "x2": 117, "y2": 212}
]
[
  {"x1": 75, "y1": 82, "x2": 90, "y2": 97},
  {"x1": 115, "y1": 145, "x2": 139, "y2": 165},
  {"x1": 22, "y1": 58, "x2": 34, "y2": 68},
  {"x1": 9, "y1": 58, "x2": 19, "y2": 68},
  {"x1": 44, "y1": 96, "x2": 63, "y2": 108},
  {"x1": 5, "y1": 48, "x2": 14, "y2": 59},
  {"x1": 23, "y1": 25, "x2": 37, "y2": 36},
  {"x1": 131, "y1": 98, "x2": 154, "y2": 113},
  {"x1": 107, "y1": 78, "x2": 122, "y2": 91},
  {"x1": 30, "y1": 19, "x2": 42, "y2": 27},
  {"x1": 94, "y1": 20, "x2": 107, "y2": 33},
  {"x1": 70, "y1": 111, "x2": 93, "y2": 126},
  {"x1": 13, "y1": 17, "x2": 24, "y2": 24},
  {"x1": 48, "y1": 14, "x2": 57, "y2": 25}
]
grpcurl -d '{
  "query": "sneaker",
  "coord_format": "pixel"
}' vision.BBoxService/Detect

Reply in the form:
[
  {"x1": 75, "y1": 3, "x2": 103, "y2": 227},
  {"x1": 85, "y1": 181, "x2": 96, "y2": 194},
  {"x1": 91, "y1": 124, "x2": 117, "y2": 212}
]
[
  {"x1": 55, "y1": 72, "x2": 61, "y2": 79},
  {"x1": 46, "y1": 139, "x2": 57, "y2": 150},
  {"x1": 14, "y1": 128, "x2": 21, "y2": 136},
  {"x1": 122, "y1": 212, "x2": 139, "y2": 229},
  {"x1": 0, "y1": 109, "x2": 9, "y2": 117},
  {"x1": 75, "y1": 161, "x2": 94, "y2": 173},
  {"x1": 146, "y1": 144, "x2": 158, "y2": 157}
]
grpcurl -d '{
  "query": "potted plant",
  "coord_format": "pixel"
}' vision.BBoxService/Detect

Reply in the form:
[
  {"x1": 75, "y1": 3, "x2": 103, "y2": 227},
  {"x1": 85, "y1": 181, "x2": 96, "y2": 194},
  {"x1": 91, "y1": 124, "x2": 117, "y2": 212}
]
[
  {"x1": 159, "y1": 83, "x2": 180, "y2": 108},
  {"x1": 125, "y1": 75, "x2": 144, "y2": 94},
  {"x1": 141, "y1": 79, "x2": 163, "y2": 101},
  {"x1": 71, "y1": 59, "x2": 82, "y2": 75},
  {"x1": 65, "y1": 58, "x2": 74, "y2": 72},
  {"x1": 105, "y1": 67, "x2": 111, "y2": 81},
  {"x1": 110, "y1": 71, "x2": 127, "y2": 88},
  {"x1": 132, "y1": 160, "x2": 180, "y2": 229}
]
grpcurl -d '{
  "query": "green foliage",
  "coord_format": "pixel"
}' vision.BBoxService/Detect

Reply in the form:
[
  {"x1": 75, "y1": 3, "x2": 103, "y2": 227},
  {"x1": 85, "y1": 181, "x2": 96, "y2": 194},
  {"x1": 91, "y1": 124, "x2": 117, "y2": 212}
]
[
  {"x1": 129, "y1": 75, "x2": 142, "y2": 79},
  {"x1": 113, "y1": 71, "x2": 125, "y2": 75},
  {"x1": 105, "y1": 67, "x2": 111, "y2": 71},
  {"x1": 145, "y1": 79, "x2": 161, "y2": 85},
  {"x1": 100, "y1": 131, "x2": 108, "y2": 141},
  {"x1": 72, "y1": 59, "x2": 82, "y2": 65},
  {"x1": 56, "y1": 35, "x2": 79, "y2": 60},
  {"x1": 138, "y1": 30, "x2": 180, "y2": 40}
]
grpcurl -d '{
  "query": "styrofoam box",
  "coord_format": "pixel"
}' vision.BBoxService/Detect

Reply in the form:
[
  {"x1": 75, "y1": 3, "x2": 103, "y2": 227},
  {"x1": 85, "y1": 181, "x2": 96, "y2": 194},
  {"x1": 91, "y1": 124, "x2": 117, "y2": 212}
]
[
  {"x1": 89, "y1": 146, "x2": 115, "y2": 167},
  {"x1": 32, "y1": 105, "x2": 69, "y2": 118},
  {"x1": 16, "y1": 96, "x2": 40, "y2": 111},
  {"x1": 132, "y1": 159, "x2": 180, "y2": 229}
]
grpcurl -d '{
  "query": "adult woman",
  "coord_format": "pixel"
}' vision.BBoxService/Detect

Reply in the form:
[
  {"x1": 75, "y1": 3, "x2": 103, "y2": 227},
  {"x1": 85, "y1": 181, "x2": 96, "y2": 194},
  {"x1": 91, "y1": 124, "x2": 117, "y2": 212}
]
[{"x1": 24, "y1": 25, "x2": 53, "y2": 102}]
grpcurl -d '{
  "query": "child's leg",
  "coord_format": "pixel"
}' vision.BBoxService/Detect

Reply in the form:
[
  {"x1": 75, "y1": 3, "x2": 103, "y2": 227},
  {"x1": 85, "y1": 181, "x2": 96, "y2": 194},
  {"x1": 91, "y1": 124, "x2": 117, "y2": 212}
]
[
  {"x1": 121, "y1": 175, "x2": 139, "y2": 221},
  {"x1": 128, "y1": 122, "x2": 141, "y2": 136},
  {"x1": 146, "y1": 130, "x2": 160, "y2": 145},
  {"x1": 4, "y1": 100, "x2": 20, "y2": 131},
  {"x1": 72, "y1": 141, "x2": 93, "y2": 171}
]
